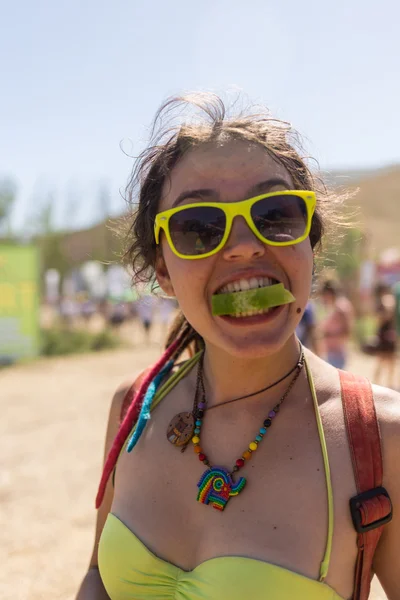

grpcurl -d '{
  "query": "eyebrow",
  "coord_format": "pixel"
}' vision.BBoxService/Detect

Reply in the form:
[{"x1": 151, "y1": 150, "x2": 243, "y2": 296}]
[{"x1": 172, "y1": 177, "x2": 291, "y2": 208}]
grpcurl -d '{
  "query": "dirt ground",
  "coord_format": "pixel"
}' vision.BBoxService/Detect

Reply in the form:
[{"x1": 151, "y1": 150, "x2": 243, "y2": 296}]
[{"x1": 1, "y1": 322, "x2": 388, "y2": 599}]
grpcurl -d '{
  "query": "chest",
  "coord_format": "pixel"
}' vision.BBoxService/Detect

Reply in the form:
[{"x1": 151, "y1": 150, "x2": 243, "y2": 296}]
[{"x1": 112, "y1": 382, "x2": 359, "y2": 597}]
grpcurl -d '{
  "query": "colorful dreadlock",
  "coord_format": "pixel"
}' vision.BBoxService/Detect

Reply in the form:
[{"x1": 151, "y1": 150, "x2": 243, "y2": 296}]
[
  {"x1": 95, "y1": 332, "x2": 186, "y2": 509},
  {"x1": 126, "y1": 359, "x2": 174, "y2": 452}
]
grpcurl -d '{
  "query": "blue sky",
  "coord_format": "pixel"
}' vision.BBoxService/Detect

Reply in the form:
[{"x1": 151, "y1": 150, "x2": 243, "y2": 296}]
[{"x1": 1, "y1": 0, "x2": 399, "y2": 231}]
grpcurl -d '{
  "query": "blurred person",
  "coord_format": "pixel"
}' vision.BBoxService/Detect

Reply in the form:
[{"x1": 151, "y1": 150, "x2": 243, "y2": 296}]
[
  {"x1": 157, "y1": 296, "x2": 177, "y2": 339},
  {"x1": 320, "y1": 280, "x2": 353, "y2": 369},
  {"x1": 80, "y1": 294, "x2": 97, "y2": 324},
  {"x1": 76, "y1": 94, "x2": 399, "y2": 600},
  {"x1": 296, "y1": 299, "x2": 320, "y2": 354},
  {"x1": 373, "y1": 286, "x2": 397, "y2": 389},
  {"x1": 108, "y1": 301, "x2": 127, "y2": 330},
  {"x1": 135, "y1": 294, "x2": 156, "y2": 343},
  {"x1": 59, "y1": 295, "x2": 79, "y2": 327}
]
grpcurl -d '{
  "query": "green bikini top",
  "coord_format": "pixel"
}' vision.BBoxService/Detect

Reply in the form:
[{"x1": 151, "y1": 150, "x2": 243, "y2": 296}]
[{"x1": 99, "y1": 353, "x2": 343, "y2": 600}]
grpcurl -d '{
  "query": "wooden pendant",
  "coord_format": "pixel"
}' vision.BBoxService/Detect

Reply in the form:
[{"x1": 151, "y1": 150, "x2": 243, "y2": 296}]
[{"x1": 166, "y1": 412, "x2": 195, "y2": 447}]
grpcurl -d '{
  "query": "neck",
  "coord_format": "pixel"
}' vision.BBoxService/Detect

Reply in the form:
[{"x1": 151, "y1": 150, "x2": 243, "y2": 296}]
[{"x1": 202, "y1": 336, "x2": 301, "y2": 408}]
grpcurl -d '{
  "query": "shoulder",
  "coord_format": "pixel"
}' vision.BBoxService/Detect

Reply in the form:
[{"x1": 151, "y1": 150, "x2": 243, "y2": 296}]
[
  {"x1": 113, "y1": 367, "x2": 157, "y2": 424},
  {"x1": 372, "y1": 384, "x2": 400, "y2": 482},
  {"x1": 107, "y1": 379, "x2": 138, "y2": 432},
  {"x1": 373, "y1": 384, "x2": 400, "y2": 436},
  {"x1": 370, "y1": 385, "x2": 400, "y2": 592}
]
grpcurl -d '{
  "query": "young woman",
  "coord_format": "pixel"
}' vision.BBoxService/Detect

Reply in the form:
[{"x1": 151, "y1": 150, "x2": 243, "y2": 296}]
[
  {"x1": 76, "y1": 94, "x2": 400, "y2": 600},
  {"x1": 373, "y1": 285, "x2": 397, "y2": 389},
  {"x1": 320, "y1": 280, "x2": 353, "y2": 370}
]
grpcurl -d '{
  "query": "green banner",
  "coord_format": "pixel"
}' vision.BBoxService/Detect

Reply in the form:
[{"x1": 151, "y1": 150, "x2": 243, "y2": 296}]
[{"x1": 0, "y1": 245, "x2": 40, "y2": 362}]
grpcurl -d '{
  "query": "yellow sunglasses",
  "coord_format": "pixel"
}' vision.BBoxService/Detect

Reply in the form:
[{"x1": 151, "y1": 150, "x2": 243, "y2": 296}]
[{"x1": 154, "y1": 190, "x2": 316, "y2": 260}]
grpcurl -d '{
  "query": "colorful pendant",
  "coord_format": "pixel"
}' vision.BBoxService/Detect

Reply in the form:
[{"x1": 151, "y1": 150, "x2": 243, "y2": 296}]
[
  {"x1": 167, "y1": 412, "x2": 195, "y2": 447},
  {"x1": 197, "y1": 466, "x2": 246, "y2": 511}
]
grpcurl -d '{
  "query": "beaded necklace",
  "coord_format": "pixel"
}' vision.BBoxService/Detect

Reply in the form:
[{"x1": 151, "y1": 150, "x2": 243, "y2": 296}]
[
  {"x1": 192, "y1": 350, "x2": 305, "y2": 511},
  {"x1": 166, "y1": 352, "x2": 302, "y2": 449}
]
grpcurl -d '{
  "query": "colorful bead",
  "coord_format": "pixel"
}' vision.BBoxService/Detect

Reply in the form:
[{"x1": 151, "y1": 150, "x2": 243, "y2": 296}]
[
  {"x1": 194, "y1": 428, "x2": 200, "y2": 434},
  {"x1": 269, "y1": 410, "x2": 276, "y2": 418},
  {"x1": 243, "y1": 451, "x2": 252, "y2": 460},
  {"x1": 259, "y1": 427, "x2": 267, "y2": 435},
  {"x1": 249, "y1": 442, "x2": 258, "y2": 451},
  {"x1": 196, "y1": 420, "x2": 202, "y2": 426},
  {"x1": 199, "y1": 453, "x2": 206, "y2": 461},
  {"x1": 263, "y1": 418, "x2": 272, "y2": 428},
  {"x1": 192, "y1": 436, "x2": 200, "y2": 444},
  {"x1": 194, "y1": 446, "x2": 202, "y2": 454},
  {"x1": 198, "y1": 402, "x2": 206, "y2": 410},
  {"x1": 197, "y1": 410, "x2": 204, "y2": 418},
  {"x1": 236, "y1": 458, "x2": 245, "y2": 468},
  {"x1": 256, "y1": 435, "x2": 262, "y2": 442}
]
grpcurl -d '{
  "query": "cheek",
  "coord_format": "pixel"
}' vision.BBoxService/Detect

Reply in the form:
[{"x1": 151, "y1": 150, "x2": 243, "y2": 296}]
[
  {"x1": 163, "y1": 241, "x2": 210, "y2": 299},
  {"x1": 287, "y1": 243, "x2": 313, "y2": 303}
]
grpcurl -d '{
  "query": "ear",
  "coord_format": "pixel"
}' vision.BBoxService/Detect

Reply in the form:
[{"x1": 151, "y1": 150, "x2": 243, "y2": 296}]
[{"x1": 155, "y1": 252, "x2": 175, "y2": 297}]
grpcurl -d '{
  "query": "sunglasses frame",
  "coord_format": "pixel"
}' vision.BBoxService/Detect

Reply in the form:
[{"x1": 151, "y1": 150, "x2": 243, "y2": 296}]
[{"x1": 154, "y1": 190, "x2": 317, "y2": 260}]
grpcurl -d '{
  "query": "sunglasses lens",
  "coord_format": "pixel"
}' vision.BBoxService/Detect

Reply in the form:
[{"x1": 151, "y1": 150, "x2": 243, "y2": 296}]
[
  {"x1": 251, "y1": 194, "x2": 308, "y2": 243},
  {"x1": 169, "y1": 206, "x2": 226, "y2": 256}
]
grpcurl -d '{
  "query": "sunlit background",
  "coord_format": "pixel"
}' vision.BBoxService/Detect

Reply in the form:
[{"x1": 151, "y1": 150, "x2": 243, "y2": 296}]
[{"x1": 1, "y1": 1, "x2": 398, "y2": 598}]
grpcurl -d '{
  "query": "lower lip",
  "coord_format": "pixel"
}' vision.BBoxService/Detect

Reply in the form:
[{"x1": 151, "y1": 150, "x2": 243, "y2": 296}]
[{"x1": 217, "y1": 304, "x2": 286, "y2": 327}]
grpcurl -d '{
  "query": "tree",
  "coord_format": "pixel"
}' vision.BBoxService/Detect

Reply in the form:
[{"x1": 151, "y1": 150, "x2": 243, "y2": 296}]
[{"x1": 0, "y1": 178, "x2": 17, "y2": 237}]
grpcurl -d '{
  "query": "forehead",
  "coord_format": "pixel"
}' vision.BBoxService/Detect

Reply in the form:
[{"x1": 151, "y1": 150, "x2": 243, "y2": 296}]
[{"x1": 160, "y1": 139, "x2": 294, "y2": 210}]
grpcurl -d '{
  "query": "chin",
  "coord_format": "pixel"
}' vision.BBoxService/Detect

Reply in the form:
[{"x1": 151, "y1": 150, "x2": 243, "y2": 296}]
[
  {"x1": 202, "y1": 303, "x2": 297, "y2": 358},
  {"x1": 214, "y1": 330, "x2": 294, "y2": 359}
]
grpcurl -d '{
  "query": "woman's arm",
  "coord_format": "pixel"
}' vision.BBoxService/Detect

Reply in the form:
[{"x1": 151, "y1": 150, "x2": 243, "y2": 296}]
[
  {"x1": 75, "y1": 380, "x2": 134, "y2": 600},
  {"x1": 371, "y1": 386, "x2": 400, "y2": 599},
  {"x1": 75, "y1": 567, "x2": 111, "y2": 600}
]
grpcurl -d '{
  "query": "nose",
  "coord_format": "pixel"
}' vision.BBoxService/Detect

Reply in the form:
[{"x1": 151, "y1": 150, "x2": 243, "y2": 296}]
[{"x1": 222, "y1": 216, "x2": 265, "y2": 261}]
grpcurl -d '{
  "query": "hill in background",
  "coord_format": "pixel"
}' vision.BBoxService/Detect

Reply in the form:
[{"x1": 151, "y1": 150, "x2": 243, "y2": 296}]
[
  {"x1": 33, "y1": 164, "x2": 400, "y2": 273},
  {"x1": 325, "y1": 165, "x2": 400, "y2": 257}
]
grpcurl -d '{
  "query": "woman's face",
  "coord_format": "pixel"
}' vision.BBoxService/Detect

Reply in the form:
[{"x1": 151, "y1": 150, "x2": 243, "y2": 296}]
[{"x1": 155, "y1": 139, "x2": 313, "y2": 358}]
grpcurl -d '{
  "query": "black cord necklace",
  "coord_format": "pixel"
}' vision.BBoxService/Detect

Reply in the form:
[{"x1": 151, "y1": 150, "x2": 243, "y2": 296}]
[
  {"x1": 201, "y1": 347, "x2": 304, "y2": 411},
  {"x1": 166, "y1": 347, "x2": 304, "y2": 450}
]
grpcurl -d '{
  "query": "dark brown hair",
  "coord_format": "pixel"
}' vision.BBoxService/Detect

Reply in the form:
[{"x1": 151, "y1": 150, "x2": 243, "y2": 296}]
[{"x1": 123, "y1": 92, "x2": 335, "y2": 352}]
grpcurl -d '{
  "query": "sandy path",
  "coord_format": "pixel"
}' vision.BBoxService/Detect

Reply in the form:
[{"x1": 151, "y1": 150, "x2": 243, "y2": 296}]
[{"x1": 1, "y1": 330, "x2": 388, "y2": 599}]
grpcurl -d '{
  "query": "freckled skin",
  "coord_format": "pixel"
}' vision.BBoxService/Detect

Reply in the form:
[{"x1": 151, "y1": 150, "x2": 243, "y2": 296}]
[{"x1": 155, "y1": 140, "x2": 313, "y2": 359}]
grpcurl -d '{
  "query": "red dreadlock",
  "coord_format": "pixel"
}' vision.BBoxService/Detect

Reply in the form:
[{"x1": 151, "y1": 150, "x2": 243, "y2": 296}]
[{"x1": 95, "y1": 333, "x2": 186, "y2": 509}]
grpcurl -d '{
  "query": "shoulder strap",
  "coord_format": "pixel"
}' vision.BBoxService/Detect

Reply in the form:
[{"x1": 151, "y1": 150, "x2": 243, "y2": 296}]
[{"x1": 339, "y1": 370, "x2": 392, "y2": 600}]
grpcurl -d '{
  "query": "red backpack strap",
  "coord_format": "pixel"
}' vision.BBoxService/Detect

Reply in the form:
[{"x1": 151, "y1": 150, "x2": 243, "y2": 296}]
[{"x1": 339, "y1": 370, "x2": 393, "y2": 600}]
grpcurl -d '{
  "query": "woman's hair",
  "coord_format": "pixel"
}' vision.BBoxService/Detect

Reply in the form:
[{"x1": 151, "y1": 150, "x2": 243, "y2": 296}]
[{"x1": 123, "y1": 92, "x2": 337, "y2": 356}]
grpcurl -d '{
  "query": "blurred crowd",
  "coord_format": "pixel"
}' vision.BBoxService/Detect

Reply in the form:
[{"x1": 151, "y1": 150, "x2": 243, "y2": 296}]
[
  {"x1": 44, "y1": 272, "x2": 400, "y2": 389},
  {"x1": 297, "y1": 280, "x2": 400, "y2": 389},
  {"x1": 52, "y1": 293, "x2": 178, "y2": 342}
]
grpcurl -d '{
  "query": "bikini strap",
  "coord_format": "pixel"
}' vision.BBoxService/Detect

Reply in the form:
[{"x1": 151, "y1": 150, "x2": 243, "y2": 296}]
[{"x1": 339, "y1": 370, "x2": 393, "y2": 600}]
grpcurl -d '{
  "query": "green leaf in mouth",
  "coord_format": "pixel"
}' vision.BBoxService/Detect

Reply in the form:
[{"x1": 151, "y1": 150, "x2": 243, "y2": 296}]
[{"x1": 211, "y1": 283, "x2": 295, "y2": 316}]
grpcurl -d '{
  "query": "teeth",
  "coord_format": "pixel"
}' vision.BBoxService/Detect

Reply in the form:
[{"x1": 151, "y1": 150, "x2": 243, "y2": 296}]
[
  {"x1": 249, "y1": 277, "x2": 259, "y2": 289},
  {"x1": 230, "y1": 307, "x2": 271, "y2": 318},
  {"x1": 218, "y1": 276, "x2": 276, "y2": 295}
]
